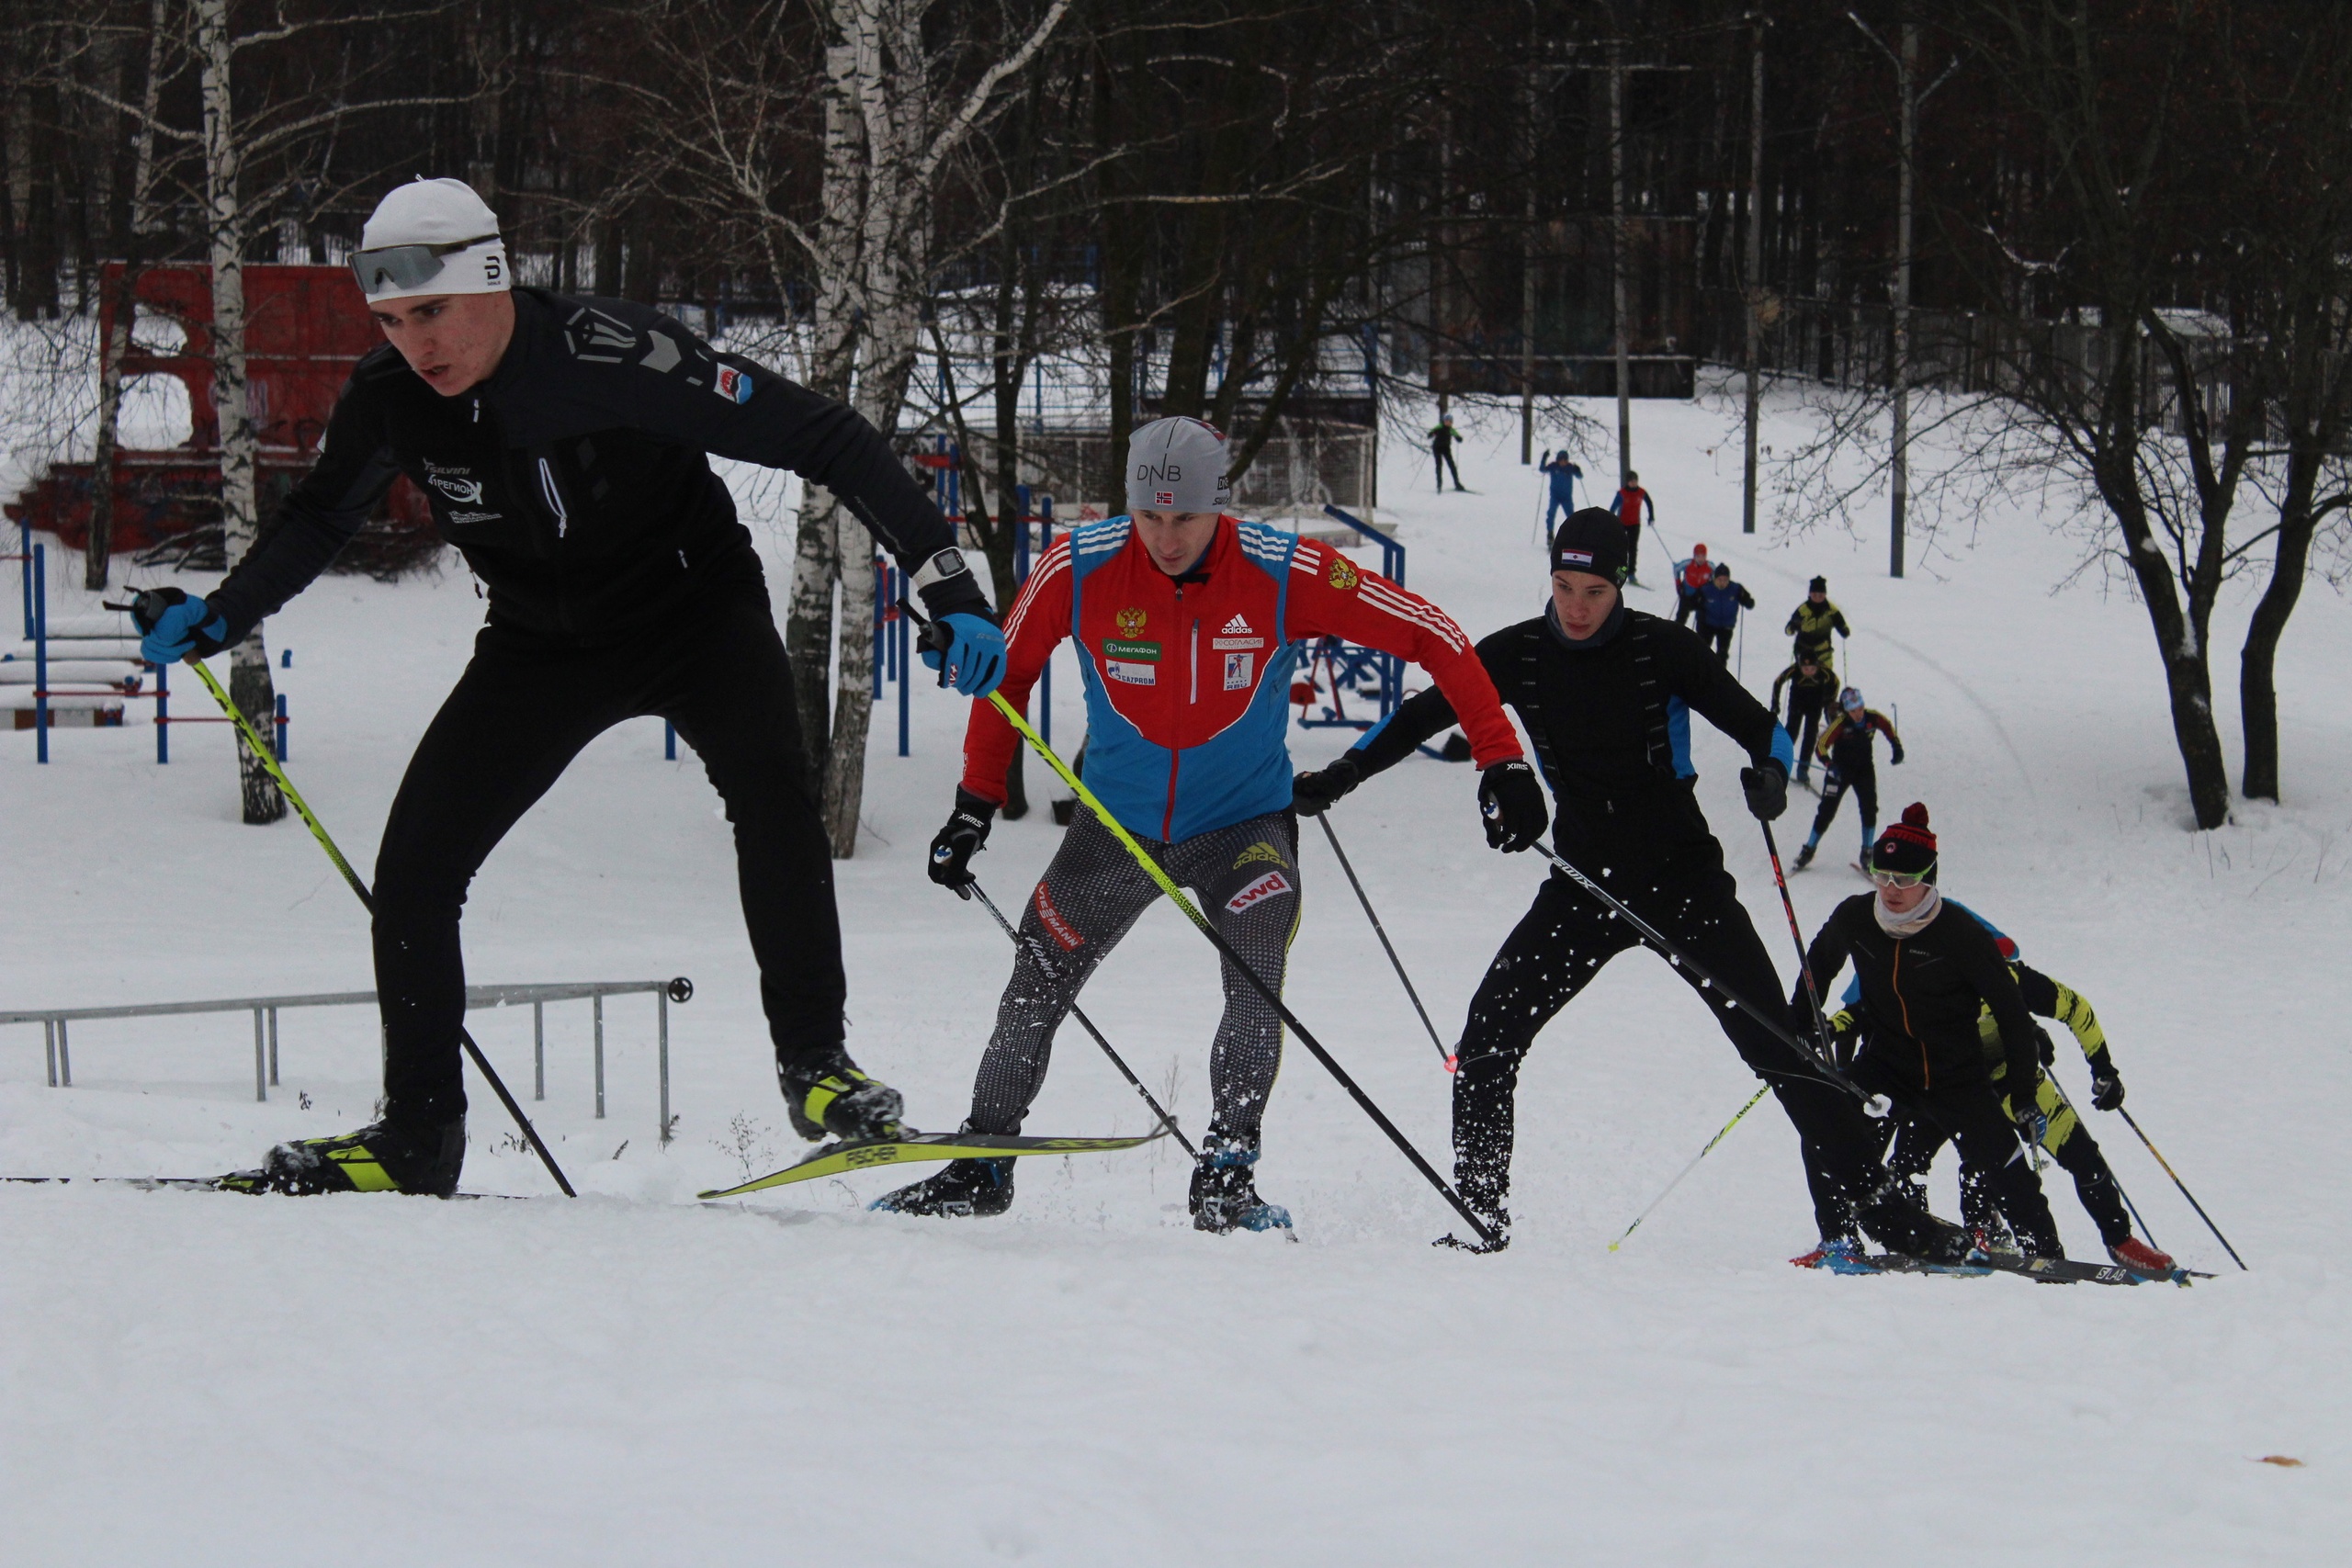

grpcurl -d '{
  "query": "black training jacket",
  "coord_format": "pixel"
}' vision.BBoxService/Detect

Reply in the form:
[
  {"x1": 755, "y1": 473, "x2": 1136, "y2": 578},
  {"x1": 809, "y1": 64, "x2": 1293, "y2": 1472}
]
[
  {"x1": 205, "y1": 288, "x2": 987, "y2": 646},
  {"x1": 1803, "y1": 893, "x2": 2039, "y2": 1095},
  {"x1": 1351, "y1": 604, "x2": 1787, "y2": 873}
]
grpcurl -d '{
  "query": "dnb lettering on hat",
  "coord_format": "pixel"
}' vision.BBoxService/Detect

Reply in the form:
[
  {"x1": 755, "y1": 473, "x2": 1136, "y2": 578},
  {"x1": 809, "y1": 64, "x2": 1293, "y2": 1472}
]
[
  {"x1": 353, "y1": 177, "x2": 511, "y2": 303},
  {"x1": 1125, "y1": 417, "x2": 1233, "y2": 515}
]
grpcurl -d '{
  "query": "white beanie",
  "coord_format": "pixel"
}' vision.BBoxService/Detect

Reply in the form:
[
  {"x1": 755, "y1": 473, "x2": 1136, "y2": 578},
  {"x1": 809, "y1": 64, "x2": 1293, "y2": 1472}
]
[
  {"x1": 356, "y1": 177, "x2": 509, "y2": 301},
  {"x1": 1126, "y1": 417, "x2": 1232, "y2": 514}
]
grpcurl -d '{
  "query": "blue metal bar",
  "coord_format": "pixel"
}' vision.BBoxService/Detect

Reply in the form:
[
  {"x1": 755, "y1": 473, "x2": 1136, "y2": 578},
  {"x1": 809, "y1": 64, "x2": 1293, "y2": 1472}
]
[
  {"x1": 1036, "y1": 499, "x2": 1054, "y2": 746},
  {"x1": 274, "y1": 693, "x2": 288, "y2": 761},
  {"x1": 17, "y1": 522, "x2": 30, "y2": 638},
  {"x1": 32, "y1": 545, "x2": 47, "y2": 763},
  {"x1": 663, "y1": 720, "x2": 676, "y2": 761},
  {"x1": 897, "y1": 572, "x2": 910, "y2": 759},
  {"x1": 1318, "y1": 507, "x2": 1408, "y2": 724},
  {"x1": 153, "y1": 660, "x2": 168, "y2": 764}
]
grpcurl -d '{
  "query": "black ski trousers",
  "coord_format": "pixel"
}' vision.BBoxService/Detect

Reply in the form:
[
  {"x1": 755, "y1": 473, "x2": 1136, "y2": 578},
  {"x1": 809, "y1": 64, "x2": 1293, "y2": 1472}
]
[
  {"x1": 1783, "y1": 691, "x2": 1829, "y2": 779},
  {"x1": 1849, "y1": 1055, "x2": 2062, "y2": 1255},
  {"x1": 1887, "y1": 1108, "x2": 2132, "y2": 1246},
  {"x1": 1809, "y1": 762, "x2": 1878, "y2": 851},
  {"x1": 373, "y1": 572, "x2": 841, "y2": 1123},
  {"x1": 1451, "y1": 860, "x2": 1887, "y2": 1240}
]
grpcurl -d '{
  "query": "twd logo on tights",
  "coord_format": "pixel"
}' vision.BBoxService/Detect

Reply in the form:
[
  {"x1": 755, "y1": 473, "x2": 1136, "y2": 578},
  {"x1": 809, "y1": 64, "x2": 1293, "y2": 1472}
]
[{"x1": 1224, "y1": 870, "x2": 1293, "y2": 914}]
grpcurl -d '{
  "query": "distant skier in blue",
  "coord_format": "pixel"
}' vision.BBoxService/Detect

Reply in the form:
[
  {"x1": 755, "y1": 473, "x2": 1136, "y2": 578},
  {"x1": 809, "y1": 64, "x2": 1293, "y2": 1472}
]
[
  {"x1": 1694, "y1": 561, "x2": 1754, "y2": 664},
  {"x1": 1541, "y1": 449, "x2": 1584, "y2": 533}
]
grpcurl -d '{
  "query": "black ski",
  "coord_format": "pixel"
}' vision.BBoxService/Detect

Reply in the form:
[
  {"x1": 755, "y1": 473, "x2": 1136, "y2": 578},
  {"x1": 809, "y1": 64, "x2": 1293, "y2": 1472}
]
[
  {"x1": 2, "y1": 1176, "x2": 524, "y2": 1199},
  {"x1": 1865, "y1": 1250, "x2": 2206, "y2": 1286}
]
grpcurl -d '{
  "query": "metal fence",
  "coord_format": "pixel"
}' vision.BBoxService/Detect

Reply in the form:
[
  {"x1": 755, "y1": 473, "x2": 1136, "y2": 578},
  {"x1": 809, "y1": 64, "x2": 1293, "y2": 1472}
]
[{"x1": 4, "y1": 976, "x2": 693, "y2": 1143}]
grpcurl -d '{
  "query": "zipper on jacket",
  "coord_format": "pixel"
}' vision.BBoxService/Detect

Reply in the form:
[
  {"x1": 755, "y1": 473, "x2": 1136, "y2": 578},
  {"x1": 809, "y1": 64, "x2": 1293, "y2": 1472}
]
[
  {"x1": 1892, "y1": 940, "x2": 1926, "y2": 1088},
  {"x1": 537, "y1": 457, "x2": 569, "y2": 539}
]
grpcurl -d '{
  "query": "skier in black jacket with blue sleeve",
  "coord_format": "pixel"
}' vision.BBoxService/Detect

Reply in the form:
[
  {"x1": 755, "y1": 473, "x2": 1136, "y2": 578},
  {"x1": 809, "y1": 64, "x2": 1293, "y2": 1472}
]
[
  {"x1": 134, "y1": 177, "x2": 1004, "y2": 1195},
  {"x1": 1289, "y1": 510, "x2": 1972, "y2": 1262}
]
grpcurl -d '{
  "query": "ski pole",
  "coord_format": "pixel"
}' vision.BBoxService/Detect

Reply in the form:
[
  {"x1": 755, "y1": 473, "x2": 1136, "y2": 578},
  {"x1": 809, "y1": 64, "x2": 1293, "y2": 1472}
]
[
  {"x1": 1314, "y1": 814, "x2": 1456, "y2": 1071},
  {"x1": 959, "y1": 878, "x2": 1195, "y2": 1159},
  {"x1": 165, "y1": 646, "x2": 577, "y2": 1198},
  {"x1": 2117, "y1": 1106, "x2": 2246, "y2": 1269},
  {"x1": 1527, "y1": 841, "x2": 1868, "y2": 1103},
  {"x1": 1608, "y1": 1084, "x2": 1769, "y2": 1250},
  {"x1": 912, "y1": 626, "x2": 1496, "y2": 1247},
  {"x1": 2041, "y1": 1075, "x2": 2160, "y2": 1252},
  {"x1": 1758, "y1": 819, "x2": 1837, "y2": 1064}
]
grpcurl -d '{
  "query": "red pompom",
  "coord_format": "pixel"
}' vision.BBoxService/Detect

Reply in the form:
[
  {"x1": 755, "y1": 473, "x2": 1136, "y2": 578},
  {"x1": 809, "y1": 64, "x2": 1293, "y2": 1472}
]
[{"x1": 1901, "y1": 802, "x2": 1930, "y2": 829}]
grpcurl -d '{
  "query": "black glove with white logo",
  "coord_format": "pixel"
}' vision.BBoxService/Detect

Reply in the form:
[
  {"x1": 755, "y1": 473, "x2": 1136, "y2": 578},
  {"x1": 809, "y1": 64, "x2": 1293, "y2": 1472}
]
[
  {"x1": 1292, "y1": 753, "x2": 1365, "y2": 816},
  {"x1": 1478, "y1": 759, "x2": 1548, "y2": 853},
  {"x1": 927, "y1": 789, "x2": 997, "y2": 889},
  {"x1": 1740, "y1": 759, "x2": 1790, "y2": 822}
]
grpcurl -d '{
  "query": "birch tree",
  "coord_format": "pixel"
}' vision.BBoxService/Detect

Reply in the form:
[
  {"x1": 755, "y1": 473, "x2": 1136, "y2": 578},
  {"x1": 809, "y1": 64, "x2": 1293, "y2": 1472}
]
[{"x1": 627, "y1": 0, "x2": 1074, "y2": 855}]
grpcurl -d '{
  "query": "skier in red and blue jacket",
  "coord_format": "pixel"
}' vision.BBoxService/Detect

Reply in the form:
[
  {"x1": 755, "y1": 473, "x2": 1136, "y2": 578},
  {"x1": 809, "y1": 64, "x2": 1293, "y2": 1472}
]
[{"x1": 886, "y1": 416, "x2": 1538, "y2": 1232}]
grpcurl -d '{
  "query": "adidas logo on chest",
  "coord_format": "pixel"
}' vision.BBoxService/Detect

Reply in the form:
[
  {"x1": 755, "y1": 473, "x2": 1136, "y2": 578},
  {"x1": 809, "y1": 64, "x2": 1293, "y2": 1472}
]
[{"x1": 1213, "y1": 611, "x2": 1262, "y2": 650}]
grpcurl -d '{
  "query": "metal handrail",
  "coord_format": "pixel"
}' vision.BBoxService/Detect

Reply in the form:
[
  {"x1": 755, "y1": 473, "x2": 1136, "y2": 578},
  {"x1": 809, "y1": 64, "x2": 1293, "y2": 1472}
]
[{"x1": 8, "y1": 976, "x2": 694, "y2": 1143}]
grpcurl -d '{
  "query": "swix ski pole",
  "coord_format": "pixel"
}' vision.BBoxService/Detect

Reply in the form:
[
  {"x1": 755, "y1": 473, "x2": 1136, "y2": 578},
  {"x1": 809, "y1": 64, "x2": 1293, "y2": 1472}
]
[
  {"x1": 137, "y1": 622, "x2": 576, "y2": 1197},
  {"x1": 1315, "y1": 814, "x2": 1456, "y2": 1071},
  {"x1": 1608, "y1": 1085, "x2": 1770, "y2": 1251},
  {"x1": 961, "y1": 879, "x2": 1195, "y2": 1158},
  {"x1": 2117, "y1": 1107, "x2": 2246, "y2": 1270}
]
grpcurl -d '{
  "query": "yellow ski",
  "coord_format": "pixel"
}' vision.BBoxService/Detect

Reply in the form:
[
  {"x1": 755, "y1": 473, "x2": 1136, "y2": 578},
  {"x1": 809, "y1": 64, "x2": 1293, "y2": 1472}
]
[{"x1": 696, "y1": 1129, "x2": 1167, "y2": 1201}]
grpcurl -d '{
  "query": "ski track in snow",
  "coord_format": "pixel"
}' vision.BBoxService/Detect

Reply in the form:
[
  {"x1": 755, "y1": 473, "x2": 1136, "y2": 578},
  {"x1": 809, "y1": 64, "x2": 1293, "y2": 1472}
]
[{"x1": 5, "y1": 383, "x2": 2348, "y2": 1564}]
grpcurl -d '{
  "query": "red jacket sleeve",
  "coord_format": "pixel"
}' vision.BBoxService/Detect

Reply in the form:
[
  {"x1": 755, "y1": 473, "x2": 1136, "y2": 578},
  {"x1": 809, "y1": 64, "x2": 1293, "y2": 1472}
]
[
  {"x1": 959, "y1": 536, "x2": 1072, "y2": 806},
  {"x1": 1282, "y1": 539, "x2": 1521, "y2": 769}
]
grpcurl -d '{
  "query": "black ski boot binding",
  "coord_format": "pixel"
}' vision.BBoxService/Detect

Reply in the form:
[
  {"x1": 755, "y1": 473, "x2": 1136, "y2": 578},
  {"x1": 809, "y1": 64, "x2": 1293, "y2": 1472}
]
[
  {"x1": 1860, "y1": 1182, "x2": 1975, "y2": 1264},
  {"x1": 1189, "y1": 1136, "x2": 1293, "y2": 1235},
  {"x1": 874, "y1": 1156, "x2": 1015, "y2": 1217},
  {"x1": 220, "y1": 1116, "x2": 466, "y2": 1196},
  {"x1": 777, "y1": 1047, "x2": 905, "y2": 1143}
]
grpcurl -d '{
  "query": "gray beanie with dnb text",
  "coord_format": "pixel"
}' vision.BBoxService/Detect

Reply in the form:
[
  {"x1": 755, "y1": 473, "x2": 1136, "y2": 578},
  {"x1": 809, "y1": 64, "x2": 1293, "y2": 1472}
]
[{"x1": 1125, "y1": 416, "x2": 1233, "y2": 514}]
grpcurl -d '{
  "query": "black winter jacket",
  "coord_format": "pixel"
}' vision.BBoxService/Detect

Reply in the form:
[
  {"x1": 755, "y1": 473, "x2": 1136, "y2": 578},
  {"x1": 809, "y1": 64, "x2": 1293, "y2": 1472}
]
[
  {"x1": 207, "y1": 288, "x2": 986, "y2": 646},
  {"x1": 1803, "y1": 893, "x2": 2040, "y2": 1096}
]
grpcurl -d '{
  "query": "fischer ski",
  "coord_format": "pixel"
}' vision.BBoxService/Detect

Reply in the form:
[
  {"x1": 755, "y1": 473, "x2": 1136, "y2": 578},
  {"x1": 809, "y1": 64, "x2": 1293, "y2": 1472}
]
[{"x1": 697, "y1": 1129, "x2": 1169, "y2": 1201}]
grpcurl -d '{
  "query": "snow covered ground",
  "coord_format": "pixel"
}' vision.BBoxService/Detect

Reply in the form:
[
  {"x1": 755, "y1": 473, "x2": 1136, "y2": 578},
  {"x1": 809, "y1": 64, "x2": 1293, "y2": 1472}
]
[{"x1": 5, "y1": 376, "x2": 2347, "y2": 1564}]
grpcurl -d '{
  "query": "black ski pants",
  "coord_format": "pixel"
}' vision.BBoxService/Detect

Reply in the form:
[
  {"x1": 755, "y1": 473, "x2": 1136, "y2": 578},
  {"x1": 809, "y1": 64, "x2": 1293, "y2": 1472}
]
[
  {"x1": 1450, "y1": 858, "x2": 1889, "y2": 1241},
  {"x1": 1850, "y1": 1055, "x2": 2062, "y2": 1255},
  {"x1": 1783, "y1": 691, "x2": 1829, "y2": 778},
  {"x1": 1808, "y1": 761, "x2": 1878, "y2": 851},
  {"x1": 1433, "y1": 448, "x2": 1464, "y2": 491},
  {"x1": 1887, "y1": 1103, "x2": 2132, "y2": 1247},
  {"x1": 372, "y1": 575, "x2": 841, "y2": 1123},
  {"x1": 1702, "y1": 624, "x2": 1735, "y2": 664}
]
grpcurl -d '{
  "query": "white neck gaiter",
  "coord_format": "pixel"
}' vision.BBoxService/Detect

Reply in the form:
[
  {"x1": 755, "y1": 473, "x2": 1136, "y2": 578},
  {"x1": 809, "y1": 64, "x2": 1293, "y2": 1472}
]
[{"x1": 1873, "y1": 884, "x2": 1942, "y2": 939}]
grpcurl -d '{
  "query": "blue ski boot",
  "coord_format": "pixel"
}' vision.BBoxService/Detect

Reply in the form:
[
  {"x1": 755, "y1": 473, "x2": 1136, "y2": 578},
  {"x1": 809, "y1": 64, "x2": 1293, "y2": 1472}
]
[
  {"x1": 1190, "y1": 1137, "x2": 1292, "y2": 1234},
  {"x1": 1790, "y1": 1236, "x2": 1875, "y2": 1274}
]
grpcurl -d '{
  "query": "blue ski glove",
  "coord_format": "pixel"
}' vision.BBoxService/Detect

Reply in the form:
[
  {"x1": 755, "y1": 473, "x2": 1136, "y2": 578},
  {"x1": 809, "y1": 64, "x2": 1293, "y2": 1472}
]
[
  {"x1": 128, "y1": 587, "x2": 230, "y2": 663},
  {"x1": 921, "y1": 611, "x2": 1007, "y2": 697}
]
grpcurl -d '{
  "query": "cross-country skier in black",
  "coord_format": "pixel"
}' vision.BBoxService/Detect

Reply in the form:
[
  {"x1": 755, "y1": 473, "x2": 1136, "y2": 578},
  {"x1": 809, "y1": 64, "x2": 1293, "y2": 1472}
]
[
  {"x1": 1792, "y1": 687, "x2": 1901, "y2": 871},
  {"x1": 1827, "y1": 905, "x2": 2176, "y2": 1274},
  {"x1": 1430, "y1": 415, "x2": 1465, "y2": 491},
  {"x1": 1785, "y1": 576, "x2": 1849, "y2": 667},
  {"x1": 1796, "y1": 805, "x2": 2064, "y2": 1267},
  {"x1": 1770, "y1": 650, "x2": 1838, "y2": 786},
  {"x1": 131, "y1": 177, "x2": 1006, "y2": 1196},
  {"x1": 1289, "y1": 509, "x2": 1973, "y2": 1261}
]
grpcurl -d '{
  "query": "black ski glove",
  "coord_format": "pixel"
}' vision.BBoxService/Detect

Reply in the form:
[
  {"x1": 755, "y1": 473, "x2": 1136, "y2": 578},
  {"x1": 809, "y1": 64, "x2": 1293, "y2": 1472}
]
[
  {"x1": 2034, "y1": 1023, "x2": 2057, "y2": 1066},
  {"x1": 1739, "y1": 758, "x2": 1789, "y2": 822},
  {"x1": 2089, "y1": 1055, "x2": 2126, "y2": 1111},
  {"x1": 2010, "y1": 1089, "x2": 2049, "y2": 1149},
  {"x1": 927, "y1": 789, "x2": 997, "y2": 889},
  {"x1": 1478, "y1": 759, "x2": 1548, "y2": 852},
  {"x1": 1292, "y1": 753, "x2": 1366, "y2": 816},
  {"x1": 1890, "y1": 745, "x2": 1905, "y2": 765}
]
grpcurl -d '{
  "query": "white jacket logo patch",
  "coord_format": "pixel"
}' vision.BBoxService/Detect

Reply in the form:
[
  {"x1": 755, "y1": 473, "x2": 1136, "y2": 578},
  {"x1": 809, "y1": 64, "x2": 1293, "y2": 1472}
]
[{"x1": 1225, "y1": 869, "x2": 1293, "y2": 913}]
